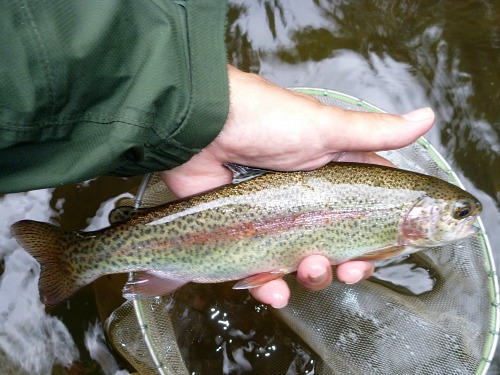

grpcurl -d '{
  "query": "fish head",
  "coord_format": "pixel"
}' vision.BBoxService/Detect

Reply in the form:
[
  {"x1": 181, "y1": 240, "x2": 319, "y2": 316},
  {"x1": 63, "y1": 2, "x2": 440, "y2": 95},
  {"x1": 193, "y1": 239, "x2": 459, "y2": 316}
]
[{"x1": 399, "y1": 192, "x2": 482, "y2": 247}]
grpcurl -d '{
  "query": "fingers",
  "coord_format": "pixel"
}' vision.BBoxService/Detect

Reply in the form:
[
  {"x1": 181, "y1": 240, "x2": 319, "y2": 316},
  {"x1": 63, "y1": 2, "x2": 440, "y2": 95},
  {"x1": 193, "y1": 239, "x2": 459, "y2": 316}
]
[
  {"x1": 296, "y1": 255, "x2": 333, "y2": 291},
  {"x1": 250, "y1": 257, "x2": 374, "y2": 309},
  {"x1": 296, "y1": 256, "x2": 373, "y2": 291},
  {"x1": 248, "y1": 278, "x2": 290, "y2": 309},
  {"x1": 336, "y1": 260, "x2": 375, "y2": 284}
]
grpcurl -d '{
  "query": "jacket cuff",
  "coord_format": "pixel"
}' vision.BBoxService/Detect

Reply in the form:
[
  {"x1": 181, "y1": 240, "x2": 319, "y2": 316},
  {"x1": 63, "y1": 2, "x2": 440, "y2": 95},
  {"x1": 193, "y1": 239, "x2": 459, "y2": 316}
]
[{"x1": 112, "y1": 0, "x2": 229, "y2": 175}]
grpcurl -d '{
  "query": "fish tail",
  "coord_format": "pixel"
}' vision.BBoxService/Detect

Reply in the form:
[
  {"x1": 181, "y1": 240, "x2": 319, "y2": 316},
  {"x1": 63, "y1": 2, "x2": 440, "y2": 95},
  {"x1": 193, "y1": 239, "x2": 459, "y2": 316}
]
[{"x1": 11, "y1": 220, "x2": 81, "y2": 306}]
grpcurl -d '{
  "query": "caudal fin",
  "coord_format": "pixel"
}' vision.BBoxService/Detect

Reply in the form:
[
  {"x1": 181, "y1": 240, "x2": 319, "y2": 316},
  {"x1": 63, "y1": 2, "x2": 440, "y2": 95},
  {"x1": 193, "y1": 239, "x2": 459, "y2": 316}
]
[{"x1": 10, "y1": 220, "x2": 82, "y2": 306}]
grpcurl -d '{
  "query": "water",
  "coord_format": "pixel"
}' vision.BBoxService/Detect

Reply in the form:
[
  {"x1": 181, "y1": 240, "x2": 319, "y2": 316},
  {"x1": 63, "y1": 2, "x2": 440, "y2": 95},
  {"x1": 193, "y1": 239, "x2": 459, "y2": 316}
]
[
  {"x1": 168, "y1": 283, "x2": 317, "y2": 374},
  {"x1": 1, "y1": 0, "x2": 499, "y2": 373},
  {"x1": 370, "y1": 254, "x2": 437, "y2": 296}
]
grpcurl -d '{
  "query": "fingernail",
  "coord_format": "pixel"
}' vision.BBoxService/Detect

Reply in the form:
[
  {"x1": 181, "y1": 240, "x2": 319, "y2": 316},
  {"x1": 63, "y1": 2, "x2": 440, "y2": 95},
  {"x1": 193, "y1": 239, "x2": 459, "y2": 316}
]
[
  {"x1": 344, "y1": 269, "x2": 364, "y2": 285},
  {"x1": 308, "y1": 264, "x2": 328, "y2": 284},
  {"x1": 401, "y1": 107, "x2": 434, "y2": 122},
  {"x1": 270, "y1": 292, "x2": 287, "y2": 309}
]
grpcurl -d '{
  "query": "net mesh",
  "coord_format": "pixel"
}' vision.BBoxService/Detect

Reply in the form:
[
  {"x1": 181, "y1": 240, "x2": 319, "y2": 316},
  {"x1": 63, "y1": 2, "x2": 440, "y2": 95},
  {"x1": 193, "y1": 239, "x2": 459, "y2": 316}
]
[{"x1": 100, "y1": 89, "x2": 498, "y2": 375}]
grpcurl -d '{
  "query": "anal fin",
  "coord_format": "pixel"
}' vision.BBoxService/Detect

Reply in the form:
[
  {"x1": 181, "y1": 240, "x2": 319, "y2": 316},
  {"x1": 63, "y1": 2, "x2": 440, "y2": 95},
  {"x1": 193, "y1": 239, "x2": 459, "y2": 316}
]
[
  {"x1": 355, "y1": 246, "x2": 406, "y2": 261},
  {"x1": 122, "y1": 272, "x2": 186, "y2": 300},
  {"x1": 233, "y1": 271, "x2": 287, "y2": 289}
]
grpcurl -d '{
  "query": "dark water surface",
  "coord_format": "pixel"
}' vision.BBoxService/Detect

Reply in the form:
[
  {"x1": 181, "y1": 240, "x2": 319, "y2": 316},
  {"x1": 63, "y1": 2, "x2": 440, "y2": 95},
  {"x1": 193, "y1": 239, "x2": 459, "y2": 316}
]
[{"x1": 0, "y1": 1, "x2": 499, "y2": 374}]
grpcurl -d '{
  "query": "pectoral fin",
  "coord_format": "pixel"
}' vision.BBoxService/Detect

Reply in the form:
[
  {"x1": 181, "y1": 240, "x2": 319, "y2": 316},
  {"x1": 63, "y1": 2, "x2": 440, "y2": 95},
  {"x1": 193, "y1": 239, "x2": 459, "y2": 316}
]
[
  {"x1": 224, "y1": 163, "x2": 273, "y2": 184},
  {"x1": 122, "y1": 272, "x2": 186, "y2": 300},
  {"x1": 355, "y1": 246, "x2": 406, "y2": 261},
  {"x1": 233, "y1": 271, "x2": 287, "y2": 289}
]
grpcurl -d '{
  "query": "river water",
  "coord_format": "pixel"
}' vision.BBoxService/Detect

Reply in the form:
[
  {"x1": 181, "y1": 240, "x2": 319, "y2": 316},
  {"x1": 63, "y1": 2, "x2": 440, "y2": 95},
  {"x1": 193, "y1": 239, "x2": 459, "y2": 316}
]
[{"x1": 0, "y1": 1, "x2": 499, "y2": 374}]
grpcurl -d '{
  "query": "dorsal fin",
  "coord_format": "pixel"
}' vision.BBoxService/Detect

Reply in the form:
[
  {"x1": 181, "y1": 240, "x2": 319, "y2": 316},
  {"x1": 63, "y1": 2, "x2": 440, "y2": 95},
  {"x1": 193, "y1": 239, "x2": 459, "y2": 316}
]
[{"x1": 223, "y1": 163, "x2": 272, "y2": 184}]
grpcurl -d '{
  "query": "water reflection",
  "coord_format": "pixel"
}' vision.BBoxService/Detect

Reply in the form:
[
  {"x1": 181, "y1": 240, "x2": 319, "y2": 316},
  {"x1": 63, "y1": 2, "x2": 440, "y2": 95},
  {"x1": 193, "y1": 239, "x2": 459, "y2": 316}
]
[{"x1": 260, "y1": 52, "x2": 430, "y2": 114}]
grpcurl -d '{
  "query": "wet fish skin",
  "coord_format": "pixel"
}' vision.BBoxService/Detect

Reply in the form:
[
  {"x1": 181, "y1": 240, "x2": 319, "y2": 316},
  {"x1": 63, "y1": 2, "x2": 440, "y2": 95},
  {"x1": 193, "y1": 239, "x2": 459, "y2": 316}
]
[{"x1": 11, "y1": 162, "x2": 482, "y2": 306}]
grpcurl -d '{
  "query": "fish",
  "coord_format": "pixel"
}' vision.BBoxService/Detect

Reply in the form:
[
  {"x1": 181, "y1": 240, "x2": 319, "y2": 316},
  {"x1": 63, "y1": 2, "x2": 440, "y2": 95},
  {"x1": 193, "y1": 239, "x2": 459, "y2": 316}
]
[{"x1": 11, "y1": 162, "x2": 482, "y2": 306}]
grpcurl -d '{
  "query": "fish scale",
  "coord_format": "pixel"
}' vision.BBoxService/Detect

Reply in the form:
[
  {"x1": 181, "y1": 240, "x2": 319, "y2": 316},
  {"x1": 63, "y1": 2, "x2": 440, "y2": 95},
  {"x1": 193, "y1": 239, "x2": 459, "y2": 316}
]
[{"x1": 11, "y1": 162, "x2": 481, "y2": 306}]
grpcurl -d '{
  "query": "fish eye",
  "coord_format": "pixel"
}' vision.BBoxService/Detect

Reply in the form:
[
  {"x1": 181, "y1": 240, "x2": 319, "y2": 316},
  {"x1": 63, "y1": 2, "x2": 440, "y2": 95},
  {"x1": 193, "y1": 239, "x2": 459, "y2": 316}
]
[{"x1": 452, "y1": 199, "x2": 472, "y2": 220}]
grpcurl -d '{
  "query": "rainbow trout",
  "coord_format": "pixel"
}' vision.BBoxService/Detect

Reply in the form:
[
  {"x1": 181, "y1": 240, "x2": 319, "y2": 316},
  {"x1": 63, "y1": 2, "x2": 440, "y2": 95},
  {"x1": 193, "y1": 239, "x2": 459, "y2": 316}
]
[{"x1": 11, "y1": 163, "x2": 481, "y2": 306}]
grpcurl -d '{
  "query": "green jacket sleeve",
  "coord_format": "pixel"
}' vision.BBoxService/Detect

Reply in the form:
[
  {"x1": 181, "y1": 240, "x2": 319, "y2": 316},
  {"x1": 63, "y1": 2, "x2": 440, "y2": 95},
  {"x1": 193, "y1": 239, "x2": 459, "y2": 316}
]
[{"x1": 0, "y1": 0, "x2": 229, "y2": 194}]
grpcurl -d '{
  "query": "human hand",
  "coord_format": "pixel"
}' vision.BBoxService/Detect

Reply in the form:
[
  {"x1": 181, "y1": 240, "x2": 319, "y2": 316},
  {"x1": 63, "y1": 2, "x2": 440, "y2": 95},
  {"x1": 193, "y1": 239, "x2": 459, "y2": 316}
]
[{"x1": 161, "y1": 65, "x2": 434, "y2": 308}]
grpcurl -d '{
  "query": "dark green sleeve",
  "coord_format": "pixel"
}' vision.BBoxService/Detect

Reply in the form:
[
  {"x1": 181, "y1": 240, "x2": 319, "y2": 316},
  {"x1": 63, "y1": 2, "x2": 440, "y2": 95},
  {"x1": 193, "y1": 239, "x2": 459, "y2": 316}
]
[{"x1": 0, "y1": 0, "x2": 229, "y2": 193}]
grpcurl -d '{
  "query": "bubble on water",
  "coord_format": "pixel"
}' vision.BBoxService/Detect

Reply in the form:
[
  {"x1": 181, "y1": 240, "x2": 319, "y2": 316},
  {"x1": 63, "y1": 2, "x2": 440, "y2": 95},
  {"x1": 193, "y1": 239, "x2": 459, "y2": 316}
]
[
  {"x1": 220, "y1": 340, "x2": 254, "y2": 375},
  {"x1": 54, "y1": 197, "x2": 65, "y2": 215},
  {"x1": 84, "y1": 321, "x2": 129, "y2": 375},
  {"x1": 84, "y1": 193, "x2": 134, "y2": 231},
  {"x1": 0, "y1": 252, "x2": 78, "y2": 374}
]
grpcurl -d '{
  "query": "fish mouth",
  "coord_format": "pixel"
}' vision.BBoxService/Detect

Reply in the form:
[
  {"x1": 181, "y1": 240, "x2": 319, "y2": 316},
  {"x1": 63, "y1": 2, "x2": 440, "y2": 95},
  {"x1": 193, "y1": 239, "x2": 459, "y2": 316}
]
[
  {"x1": 468, "y1": 224, "x2": 480, "y2": 236},
  {"x1": 455, "y1": 218, "x2": 480, "y2": 238}
]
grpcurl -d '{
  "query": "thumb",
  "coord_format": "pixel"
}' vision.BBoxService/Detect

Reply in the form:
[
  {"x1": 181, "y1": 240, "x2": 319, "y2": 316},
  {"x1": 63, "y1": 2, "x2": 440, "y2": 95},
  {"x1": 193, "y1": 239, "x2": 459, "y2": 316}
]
[{"x1": 320, "y1": 107, "x2": 435, "y2": 153}]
